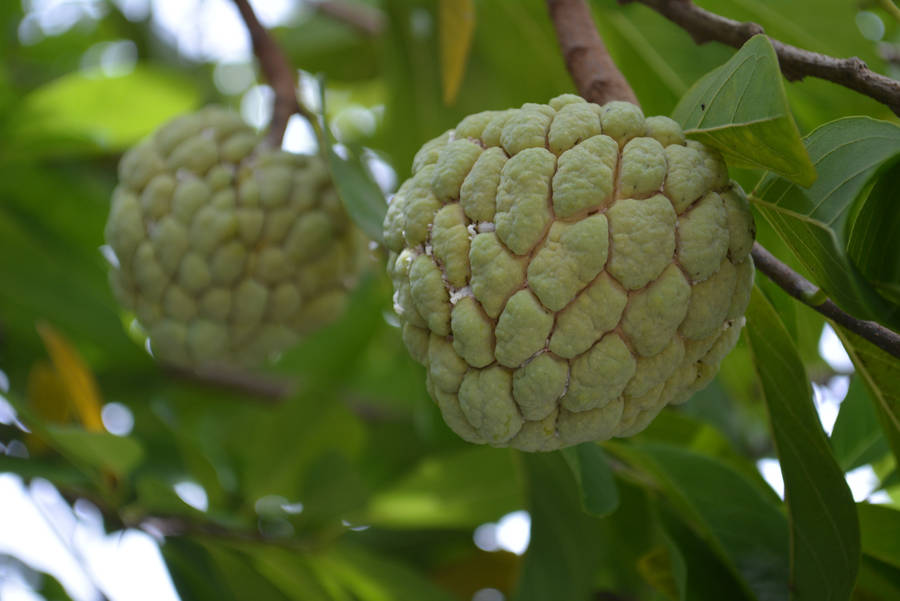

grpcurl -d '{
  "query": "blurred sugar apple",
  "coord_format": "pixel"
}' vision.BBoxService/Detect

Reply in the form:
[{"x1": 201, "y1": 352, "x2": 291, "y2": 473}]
[
  {"x1": 384, "y1": 95, "x2": 755, "y2": 451},
  {"x1": 105, "y1": 107, "x2": 365, "y2": 366}
]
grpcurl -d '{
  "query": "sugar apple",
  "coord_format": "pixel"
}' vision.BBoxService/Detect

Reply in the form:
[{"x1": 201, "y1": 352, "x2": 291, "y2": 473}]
[
  {"x1": 105, "y1": 107, "x2": 365, "y2": 366},
  {"x1": 384, "y1": 95, "x2": 755, "y2": 451}
]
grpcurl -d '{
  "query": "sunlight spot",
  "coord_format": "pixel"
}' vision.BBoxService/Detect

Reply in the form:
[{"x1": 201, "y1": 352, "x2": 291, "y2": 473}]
[
  {"x1": 757, "y1": 458, "x2": 785, "y2": 499},
  {"x1": 472, "y1": 589, "x2": 505, "y2": 601},
  {"x1": 101, "y1": 403, "x2": 134, "y2": 436},
  {"x1": 819, "y1": 324, "x2": 853, "y2": 373},
  {"x1": 173, "y1": 481, "x2": 208, "y2": 512},
  {"x1": 846, "y1": 465, "x2": 880, "y2": 502},
  {"x1": 241, "y1": 84, "x2": 274, "y2": 129}
]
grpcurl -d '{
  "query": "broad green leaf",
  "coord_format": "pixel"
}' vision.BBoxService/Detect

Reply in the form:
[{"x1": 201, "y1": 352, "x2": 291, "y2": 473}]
[
  {"x1": 657, "y1": 508, "x2": 753, "y2": 601},
  {"x1": 311, "y1": 543, "x2": 457, "y2": 601},
  {"x1": 44, "y1": 425, "x2": 143, "y2": 477},
  {"x1": 847, "y1": 162, "x2": 900, "y2": 304},
  {"x1": 834, "y1": 327, "x2": 900, "y2": 470},
  {"x1": 439, "y1": 0, "x2": 475, "y2": 105},
  {"x1": 746, "y1": 287, "x2": 860, "y2": 601},
  {"x1": 365, "y1": 446, "x2": 521, "y2": 529},
  {"x1": 320, "y1": 88, "x2": 387, "y2": 244},
  {"x1": 8, "y1": 66, "x2": 200, "y2": 157},
  {"x1": 163, "y1": 539, "x2": 241, "y2": 601},
  {"x1": 753, "y1": 117, "x2": 900, "y2": 329},
  {"x1": 515, "y1": 452, "x2": 606, "y2": 601},
  {"x1": 203, "y1": 545, "x2": 292, "y2": 601},
  {"x1": 246, "y1": 546, "x2": 333, "y2": 601},
  {"x1": 854, "y1": 555, "x2": 900, "y2": 601},
  {"x1": 672, "y1": 35, "x2": 815, "y2": 185},
  {"x1": 858, "y1": 503, "x2": 900, "y2": 570},
  {"x1": 237, "y1": 278, "x2": 381, "y2": 502},
  {"x1": 560, "y1": 443, "x2": 619, "y2": 517},
  {"x1": 610, "y1": 442, "x2": 789, "y2": 601},
  {"x1": 831, "y1": 376, "x2": 889, "y2": 472},
  {"x1": 636, "y1": 537, "x2": 686, "y2": 601}
]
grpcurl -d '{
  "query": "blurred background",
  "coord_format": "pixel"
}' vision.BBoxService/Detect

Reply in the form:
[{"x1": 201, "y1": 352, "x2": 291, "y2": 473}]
[{"x1": 1, "y1": 1, "x2": 899, "y2": 600}]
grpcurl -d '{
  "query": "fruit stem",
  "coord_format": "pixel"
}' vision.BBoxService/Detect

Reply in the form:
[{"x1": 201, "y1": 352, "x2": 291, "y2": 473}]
[
  {"x1": 546, "y1": 0, "x2": 640, "y2": 107},
  {"x1": 232, "y1": 0, "x2": 321, "y2": 147}
]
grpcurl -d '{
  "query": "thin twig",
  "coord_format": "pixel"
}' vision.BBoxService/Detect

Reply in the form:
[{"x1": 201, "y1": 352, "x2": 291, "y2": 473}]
[
  {"x1": 162, "y1": 363, "x2": 295, "y2": 402},
  {"x1": 620, "y1": 0, "x2": 900, "y2": 116},
  {"x1": 878, "y1": 0, "x2": 900, "y2": 26},
  {"x1": 312, "y1": 0, "x2": 386, "y2": 36},
  {"x1": 546, "y1": 0, "x2": 900, "y2": 358},
  {"x1": 751, "y1": 243, "x2": 900, "y2": 359},
  {"x1": 232, "y1": 0, "x2": 317, "y2": 146},
  {"x1": 547, "y1": 0, "x2": 640, "y2": 106}
]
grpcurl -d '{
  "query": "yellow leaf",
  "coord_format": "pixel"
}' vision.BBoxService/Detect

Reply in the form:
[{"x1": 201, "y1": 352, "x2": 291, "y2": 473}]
[
  {"x1": 439, "y1": 0, "x2": 475, "y2": 105},
  {"x1": 27, "y1": 361, "x2": 72, "y2": 423},
  {"x1": 36, "y1": 322, "x2": 104, "y2": 432}
]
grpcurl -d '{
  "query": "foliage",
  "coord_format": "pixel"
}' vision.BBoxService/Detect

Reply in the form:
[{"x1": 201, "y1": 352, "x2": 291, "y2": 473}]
[{"x1": 1, "y1": 1, "x2": 899, "y2": 600}]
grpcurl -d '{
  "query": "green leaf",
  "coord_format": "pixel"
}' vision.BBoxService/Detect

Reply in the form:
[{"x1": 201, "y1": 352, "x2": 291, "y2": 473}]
[
  {"x1": 311, "y1": 543, "x2": 457, "y2": 601},
  {"x1": 8, "y1": 66, "x2": 201, "y2": 157},
  {"x1": 636, "y1": 536, "x2": 686, "y2": 601},
  {"x1": 746, "y1": 287, "x2": 860, "y2": 601},
  {"x1": 203, "y1": 545, "x2": 292, "y2": 601},
  {"x1": 44, "y1": 425, "x2": 143, "y2": 477},
  {"x1": 858, "y1": 503, "x2": 900, "y2": 570},
  {"x1": 515, "y1": 452, "x2": 606, "y2": 601},
  {"x1": 834, "y1": 327, "x2": 900, "y2": 471},
  {"x1": 657, "y1": 508, "x2": 754, "y2": 601},
  {"x1": 560, "y1": 443, "x2": 619, "y2": 517},
  {"x1": 439, "y1": 0, "x2": 475, "y2": 105},
  {"x1": 365, "y1": 446, "x2": 522, "y2": 529},
  {"x1": 854, "y1": 555, "x2": 900, "y2": 601},
  {"x1": 320, "y1": 84, "x2": 387, "y2": 245},
  {"x1": 846, "y1": 162, "x2": 900, "y2": 305},
  {"x1": 830, "y1": 376, "x2": 889, "y2": 472},
  {"x1": 245, "y1": 546, "x2": 333, "y2": 601},
  {"x1": 672, "y1": 35, "x2": 815, "y2": 186},
  {"x1": 610, "y1": 442, "x2": 789, "y2": 601},
  {"x1": 753, "y1": 117, "x2": 900, "y2": 329}
]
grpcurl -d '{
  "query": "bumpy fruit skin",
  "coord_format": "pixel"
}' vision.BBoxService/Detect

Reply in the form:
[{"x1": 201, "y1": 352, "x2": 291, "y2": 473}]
[
  {"x1": 384, "y1": 95, "x2": 755, "y2": 451},
  {"x1": 105, "y1": 107, "x2": 364, "y2": 366}
]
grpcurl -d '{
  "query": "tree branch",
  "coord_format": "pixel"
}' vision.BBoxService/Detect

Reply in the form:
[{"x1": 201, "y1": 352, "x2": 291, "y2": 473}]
[
  {"x1": 162, "y1": 363, "x2": 295, "y2": 402},
  {"x1": 547, "y1": 0, "x2": 640, "y2": 106},
  {"x1": 620, "y1": 0, "x2": 900, "y2": 117},
  {"x1": 232, "y1": 0, "x2": 318, "y2": 146},
  {"x1": 751, "y1": 243, "x2": 900, "y2": 359},
  {"x1": 547, "y1": 0, "x2": 900, "y2": 359},
  {"x1": 312, "y1": 0, "x2": 386, "y2": 36}
]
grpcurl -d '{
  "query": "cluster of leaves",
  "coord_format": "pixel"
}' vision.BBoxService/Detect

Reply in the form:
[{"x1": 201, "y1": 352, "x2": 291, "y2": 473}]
[{"x1": 1, "y1": 1, "x2": 899, "y2": 600}]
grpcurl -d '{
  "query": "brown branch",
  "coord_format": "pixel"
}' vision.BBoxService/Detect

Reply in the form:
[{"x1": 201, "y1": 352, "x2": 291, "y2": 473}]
[
  {"x1": 751, "y1": 243, "x2": 900, "y2": 359},
  {"x1": 232, "y1": 0, "x2": 315, "y2": 146},
  {"x1": 621, "y1": 0, "x2": 900, "y2": 117},
  {"x1": 547, "y1": 0, "x2": 900, "y2": 359},
  {"x1": 162, "y1": 363, "x2": 295, "y2": 402},
  {"x1": 312, "y1": 0, "x2": 385, "y2": 36},
  {"x1": 547, "y1": 0, "x2": 640, "y2": 106}
]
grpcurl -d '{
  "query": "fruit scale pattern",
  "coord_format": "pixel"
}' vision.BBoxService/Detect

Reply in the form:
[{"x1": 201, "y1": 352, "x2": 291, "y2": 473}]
[{"x1": 384, "y1": 94, "x2": 755, "y2": 451}]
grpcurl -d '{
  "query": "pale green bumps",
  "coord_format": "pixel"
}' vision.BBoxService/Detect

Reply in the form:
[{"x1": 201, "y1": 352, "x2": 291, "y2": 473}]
[
  {"x1": 495, "y1": 147, "x2": 555, "y2": 255},
  {"x1": 528, "y1": 214, "x2": 608, "y2": 311},
  {"x1": 105, "y1": 107, "x2": 364, "y2": 367},
  {"x1": 494, "y1": 290, "x2": 553, "y2": 367},
  {"x1": 552, "y1": 134, "x2": 618, "y2": 218},
  {"x1": 384, "y1": 96, "x2": 755, "y2": 451},
  {"x1": 607, "y1": 195, "x2": 676, "y2": 290}
]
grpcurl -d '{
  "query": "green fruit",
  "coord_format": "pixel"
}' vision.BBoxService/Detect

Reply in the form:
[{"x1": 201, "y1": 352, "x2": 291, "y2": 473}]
[
  {"x1": 105, "y1": 107, "x2": 365, "y2": 366},
  {"x1": 384, "y1": 95, "x2": 755, "y2": 450}
]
